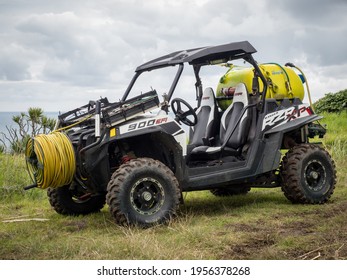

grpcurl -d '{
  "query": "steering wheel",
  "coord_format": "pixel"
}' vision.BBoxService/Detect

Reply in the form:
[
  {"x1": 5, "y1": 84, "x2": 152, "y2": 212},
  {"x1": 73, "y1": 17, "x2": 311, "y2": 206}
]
[{"x1": 171, "y1": 98, "x2": 197, "y2": 126}]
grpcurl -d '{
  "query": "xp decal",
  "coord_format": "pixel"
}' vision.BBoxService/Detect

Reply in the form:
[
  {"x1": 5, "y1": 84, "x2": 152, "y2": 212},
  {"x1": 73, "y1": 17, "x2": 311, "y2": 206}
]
[{"x1": 262, "y1": 105, "x2": 313, "y2": 131}]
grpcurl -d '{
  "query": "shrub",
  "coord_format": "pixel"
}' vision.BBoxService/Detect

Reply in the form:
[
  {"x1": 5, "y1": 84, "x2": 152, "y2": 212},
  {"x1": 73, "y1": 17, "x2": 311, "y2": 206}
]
[{"x1": 314, "y1": 89, "x2": 347, "y2": 113}]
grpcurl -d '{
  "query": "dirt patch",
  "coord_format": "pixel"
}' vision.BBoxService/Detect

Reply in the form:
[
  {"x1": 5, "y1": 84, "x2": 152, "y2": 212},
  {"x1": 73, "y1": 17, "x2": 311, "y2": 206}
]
[
  {"x1": 225, "y1": 219, "x2": 315, "y2": 236},
  {"x1": 220, "y1": 234, "x2": 277, "y2": 260},
  {"x1": 227, "y1": 223, "x2": 261, "y2": 232},
  {"x1": 279, "y1": 220, "x2": 315, "y2": 235},
  {"x1": 63, "y1": 220, "x2": 88, "y2": 232},
  {"x1": 306, "y1": 201, "x2": 347, "y2": 219},
  {"x1": 0, "y1": 232, "x2": 13, "y2": 240},
  {"x1": 221, "y1": 218, "x2": 316, "y2": 259},
  {"x1": 295, "y1": 243, "x2": 347, "y2": 260},
  {"x1": 225, "y1": 220, "x2": 272, "y2": 234},
  {"x1": 219, "y1": 207, "x2": 347, "y2": 260}
]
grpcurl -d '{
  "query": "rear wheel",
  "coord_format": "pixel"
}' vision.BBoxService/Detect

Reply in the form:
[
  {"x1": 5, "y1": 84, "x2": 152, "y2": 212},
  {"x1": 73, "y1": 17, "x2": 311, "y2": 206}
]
[
  {"x1": 106, "y1": 158, "x2": 181, "y2": 227},
  {"x1": 47, "y1": 183, "x2": 106, "y2": 215},
  {"x1": 280, "y1": 144, "x2": 336, "y2": 204}
]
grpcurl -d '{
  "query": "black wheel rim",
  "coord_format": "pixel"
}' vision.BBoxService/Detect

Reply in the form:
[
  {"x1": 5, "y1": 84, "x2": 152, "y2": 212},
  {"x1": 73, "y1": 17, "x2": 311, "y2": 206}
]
[
  {"x1": 304, "y1": 159, "x2": 327, "y2": 192},
  {"x1": 130, "y1": 177, "x2": 165, "y2": 215}
]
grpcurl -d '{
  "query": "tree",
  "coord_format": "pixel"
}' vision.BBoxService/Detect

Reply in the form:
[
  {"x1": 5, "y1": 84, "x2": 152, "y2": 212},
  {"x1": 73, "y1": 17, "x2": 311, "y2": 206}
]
[
  {"x1": 0, "y1": 108, "x2": 56, "y2": 154},
  {"x1": 28, "y1": 107, "x2": 44, "y2": 137}
]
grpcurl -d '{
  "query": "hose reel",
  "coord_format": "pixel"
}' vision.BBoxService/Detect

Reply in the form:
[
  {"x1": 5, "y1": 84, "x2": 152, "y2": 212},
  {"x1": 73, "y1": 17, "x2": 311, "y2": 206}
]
[{"x1": 25, "y1": 132, "x2": 76, "y2": 190}]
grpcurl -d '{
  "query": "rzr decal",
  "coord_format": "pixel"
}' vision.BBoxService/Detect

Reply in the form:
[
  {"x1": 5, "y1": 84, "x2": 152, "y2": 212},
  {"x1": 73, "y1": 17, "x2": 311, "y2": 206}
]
[{"x1": 262, "y1": 105, "x2": 313, "y2": 131}]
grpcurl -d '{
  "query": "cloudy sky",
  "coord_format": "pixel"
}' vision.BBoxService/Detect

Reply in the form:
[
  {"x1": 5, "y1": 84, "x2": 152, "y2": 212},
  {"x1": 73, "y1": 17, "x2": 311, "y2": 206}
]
[{"x1": 0, "y1": 0, "x2": 346, "y2": 112}]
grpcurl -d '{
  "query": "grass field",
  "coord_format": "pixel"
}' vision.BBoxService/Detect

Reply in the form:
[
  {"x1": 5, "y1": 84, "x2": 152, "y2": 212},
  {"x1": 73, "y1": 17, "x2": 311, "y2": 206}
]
[{"x1": 0, "y1": 112, "x2": 346, "y2": 260}]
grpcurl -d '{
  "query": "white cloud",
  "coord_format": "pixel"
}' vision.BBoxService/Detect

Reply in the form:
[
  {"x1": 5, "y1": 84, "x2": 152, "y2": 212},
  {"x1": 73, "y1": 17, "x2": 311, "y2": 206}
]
[{"x1": 0, "y1": 0, "x2": 346, "y2": 112}]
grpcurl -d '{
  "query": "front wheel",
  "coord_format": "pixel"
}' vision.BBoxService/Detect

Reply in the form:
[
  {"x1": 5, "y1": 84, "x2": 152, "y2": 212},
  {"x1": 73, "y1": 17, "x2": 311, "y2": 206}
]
[
  {"x1": 280, "y1": 144, "x2": 336, "y2": 204},
  {"x1": 106, "y1": 158, "x2": 181, "y2": 227}
]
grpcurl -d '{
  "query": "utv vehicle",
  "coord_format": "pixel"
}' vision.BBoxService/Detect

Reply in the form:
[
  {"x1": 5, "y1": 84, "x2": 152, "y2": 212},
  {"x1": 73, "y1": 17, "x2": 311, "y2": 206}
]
[{"x1": 25, "y1": 41, "x2": 336, "y2": 227}]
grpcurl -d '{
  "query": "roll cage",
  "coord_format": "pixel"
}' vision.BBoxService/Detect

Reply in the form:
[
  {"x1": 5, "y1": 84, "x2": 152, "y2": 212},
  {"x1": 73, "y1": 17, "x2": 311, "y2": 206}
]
[{"x1": 121, "y1": 41, "x2": 268, "y2": 111}]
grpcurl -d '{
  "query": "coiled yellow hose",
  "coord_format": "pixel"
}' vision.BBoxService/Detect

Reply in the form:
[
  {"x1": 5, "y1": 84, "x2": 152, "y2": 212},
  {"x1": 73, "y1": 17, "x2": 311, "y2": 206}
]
[{"x1": 25, "y1": 132, "x2": 76, "y2": 189}]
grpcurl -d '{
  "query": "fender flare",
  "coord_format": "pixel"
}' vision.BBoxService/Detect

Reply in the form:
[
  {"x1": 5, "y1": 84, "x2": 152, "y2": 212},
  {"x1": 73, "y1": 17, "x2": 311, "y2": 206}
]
[{"x1": 263, "y1": 115, "x2": 323, "y2": 136}]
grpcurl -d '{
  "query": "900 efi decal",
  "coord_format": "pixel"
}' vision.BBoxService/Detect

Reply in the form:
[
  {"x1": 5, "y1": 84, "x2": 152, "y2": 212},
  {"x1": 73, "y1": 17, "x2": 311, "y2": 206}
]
[
  {"x1": 119, "y1": 116, "x2": 169, "y2": 134},
  {"x1": 262, "y1": 105, "x2": 313, "y2": 131},
  {"x1": 127, "y1": 117, "x2": 168, "y2": 132}
]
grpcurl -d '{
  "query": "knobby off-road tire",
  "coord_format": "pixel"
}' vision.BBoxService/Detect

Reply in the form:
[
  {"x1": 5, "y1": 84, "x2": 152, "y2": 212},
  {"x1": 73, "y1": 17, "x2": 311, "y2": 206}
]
[
  {"x1": 47, "y1": 184, "x2": 106, "y2": 215},
  {"x1": 280, "y1": 144, "x2": 336, "y2": 204},
  {"x1": 210, "y1": 186, "x2": 251, "y2": 197},
  {"x1": 106, "y1": 158, "x2": 181, "y2": 227}
]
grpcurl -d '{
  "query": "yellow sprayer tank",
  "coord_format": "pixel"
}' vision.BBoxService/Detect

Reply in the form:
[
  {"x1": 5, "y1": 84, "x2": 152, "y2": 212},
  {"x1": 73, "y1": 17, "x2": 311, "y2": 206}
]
[{"x1": 216, "y1": 63, "x2": 305, "y2": 110}]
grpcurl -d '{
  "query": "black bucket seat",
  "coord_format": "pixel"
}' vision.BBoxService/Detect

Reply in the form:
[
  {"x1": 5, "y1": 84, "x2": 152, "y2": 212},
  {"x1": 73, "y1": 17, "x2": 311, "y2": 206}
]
[
  {"x1": 189, "y1": 87, "x2": 219, "y2": 147},
  {"x1": 190, "y1": 83, "x2": 251, "y2": 159}
]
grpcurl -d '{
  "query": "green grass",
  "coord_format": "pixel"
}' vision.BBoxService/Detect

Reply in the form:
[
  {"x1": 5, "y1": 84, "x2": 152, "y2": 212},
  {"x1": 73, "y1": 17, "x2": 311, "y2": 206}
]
[
  {"x1": 0, "y1": 112, "x2": 346, "y2": 260},
  {"x1": 0, "y1": 154, "x2": 32, "y2": 198},
  {"x1": 318, "y1": 111, "x2": 347, "y2": 189}
]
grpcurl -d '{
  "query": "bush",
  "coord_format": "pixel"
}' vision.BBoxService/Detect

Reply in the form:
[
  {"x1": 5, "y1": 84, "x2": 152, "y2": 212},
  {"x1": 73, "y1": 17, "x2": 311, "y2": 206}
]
[{"x1": 314, "y1": 89, "x2": 347, "y2": 113}]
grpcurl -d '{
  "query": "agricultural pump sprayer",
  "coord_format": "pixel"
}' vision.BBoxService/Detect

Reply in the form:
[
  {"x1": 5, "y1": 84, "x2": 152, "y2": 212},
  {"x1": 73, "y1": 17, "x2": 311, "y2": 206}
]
[{"x1": 25, "y1": 41, "x2": 336, "y2": 227}]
